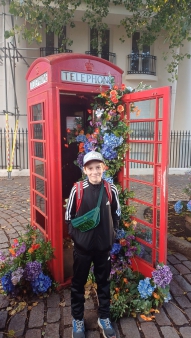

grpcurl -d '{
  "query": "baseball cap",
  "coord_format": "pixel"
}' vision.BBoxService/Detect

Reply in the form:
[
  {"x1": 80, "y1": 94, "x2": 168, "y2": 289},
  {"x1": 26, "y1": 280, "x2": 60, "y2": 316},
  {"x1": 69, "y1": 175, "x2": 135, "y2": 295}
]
[{"x1": 83, "y1": 151, "x2": 105, "y2": 166}]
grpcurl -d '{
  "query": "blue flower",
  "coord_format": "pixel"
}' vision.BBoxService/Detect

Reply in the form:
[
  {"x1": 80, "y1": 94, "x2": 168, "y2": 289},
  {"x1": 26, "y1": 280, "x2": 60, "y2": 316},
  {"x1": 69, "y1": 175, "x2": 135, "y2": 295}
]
[
  {"x1": 174, "y1": 200, "x2": 183, "y2": 214},
  {"x1": 115, "y1": 229, "x2": 126, "y2": 240},
  {"x1": 137, "y1": 277, "x2": 155, "y2": 299},
  {"x1": 187, "y1": 200, "x2": 191, "y2": 212},
  {"x1": 31, "y1": 272, "x2": 52, "y2": 294},
  {"x1": 1, "y1": 272, "x2": 15, "y2": 294},
  {"x1": 164, "y1": 292, "x2": 172, "y2": 303},
  {"x1": 76, "y1": 135, "x2": 87, "y2": 143},
  {"x1": 110, "y1": 243, "x2": 121, "y2": 255},
  {"x1": 102, "y1": 172, "x2": 113, "y2": 184}
]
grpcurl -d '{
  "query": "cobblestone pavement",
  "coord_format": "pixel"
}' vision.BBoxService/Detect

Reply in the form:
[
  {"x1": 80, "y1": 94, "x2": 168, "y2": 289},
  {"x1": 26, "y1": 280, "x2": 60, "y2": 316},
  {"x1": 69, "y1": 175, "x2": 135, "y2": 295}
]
[{"x1": 0, "y1": 175, "x2": 191, "y2": 338}]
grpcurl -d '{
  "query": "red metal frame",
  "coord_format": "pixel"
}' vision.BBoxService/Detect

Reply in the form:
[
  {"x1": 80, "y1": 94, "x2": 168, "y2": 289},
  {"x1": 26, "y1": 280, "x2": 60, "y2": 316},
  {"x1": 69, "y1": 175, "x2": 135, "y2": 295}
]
[
  {"x1": 119, "y1": 87, "x2": 171, "y2": 276},
  {"x1": 26, "y1": 54, "x2": 123, "y2": 284}
]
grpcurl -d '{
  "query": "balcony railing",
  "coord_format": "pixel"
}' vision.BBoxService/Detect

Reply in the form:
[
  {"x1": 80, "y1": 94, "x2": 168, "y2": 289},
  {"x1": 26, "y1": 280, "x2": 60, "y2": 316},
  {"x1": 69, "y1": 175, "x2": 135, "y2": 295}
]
[
  {"x1": 127, "y1": 53, "x2": 156, "y2": 76},
  {"x1": 40, "y1": 47, "x2": 73, "y2": 57},
  {"x1": 85, "y1": 51, "x2": 116, "y2": 64}
]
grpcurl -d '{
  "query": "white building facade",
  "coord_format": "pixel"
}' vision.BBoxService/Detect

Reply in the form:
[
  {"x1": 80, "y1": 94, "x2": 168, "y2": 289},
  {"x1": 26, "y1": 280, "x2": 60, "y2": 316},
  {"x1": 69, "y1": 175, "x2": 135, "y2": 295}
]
[{"x1": 0, "y1": 4, "x2": 190, "y2": 142}]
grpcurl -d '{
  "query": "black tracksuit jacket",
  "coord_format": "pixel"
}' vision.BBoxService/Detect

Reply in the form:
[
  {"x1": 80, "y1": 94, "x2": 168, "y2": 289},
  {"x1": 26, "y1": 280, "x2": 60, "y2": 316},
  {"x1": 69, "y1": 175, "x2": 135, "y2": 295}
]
[{"x1": 65, "y1": 179, "x2": 121, "y2": 253}]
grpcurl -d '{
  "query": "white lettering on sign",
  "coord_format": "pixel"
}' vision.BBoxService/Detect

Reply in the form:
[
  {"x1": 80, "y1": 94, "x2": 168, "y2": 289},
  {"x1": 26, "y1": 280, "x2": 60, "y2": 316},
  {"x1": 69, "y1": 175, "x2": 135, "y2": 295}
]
[
  {"x1": 61, "y1": 71, "x2": 114, "y2": 85},
  {"x1": 30, "y1": 73, "x2": 48, "y2": 90}
]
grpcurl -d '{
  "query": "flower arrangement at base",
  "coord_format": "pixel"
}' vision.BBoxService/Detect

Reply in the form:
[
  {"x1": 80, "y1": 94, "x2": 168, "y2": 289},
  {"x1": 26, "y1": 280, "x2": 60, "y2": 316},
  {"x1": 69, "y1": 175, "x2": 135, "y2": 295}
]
[
  {"x1": 0, "y1": 225, "x2": 55, "y2": 296},
  {"x1": 88, "y1": 225, "x2": 172, "y2": 321}
]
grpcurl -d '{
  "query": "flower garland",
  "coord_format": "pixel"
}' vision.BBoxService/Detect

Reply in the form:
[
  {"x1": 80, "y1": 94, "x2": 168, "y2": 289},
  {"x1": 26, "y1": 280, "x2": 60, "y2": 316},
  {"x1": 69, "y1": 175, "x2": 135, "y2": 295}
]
[
  {"x1": 69, "y1": 81, "x2": 172, "y2": 321},
  {"x1": 0, "y1": 225, "x2": 54, "y2": 295}
]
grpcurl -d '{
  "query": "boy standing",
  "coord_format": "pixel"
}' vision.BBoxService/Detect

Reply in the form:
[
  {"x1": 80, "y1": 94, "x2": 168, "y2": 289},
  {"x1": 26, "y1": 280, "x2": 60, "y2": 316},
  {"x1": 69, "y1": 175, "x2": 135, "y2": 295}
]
[{"x1": 65, "y1": 151, "x2": 120, "y2": 338}]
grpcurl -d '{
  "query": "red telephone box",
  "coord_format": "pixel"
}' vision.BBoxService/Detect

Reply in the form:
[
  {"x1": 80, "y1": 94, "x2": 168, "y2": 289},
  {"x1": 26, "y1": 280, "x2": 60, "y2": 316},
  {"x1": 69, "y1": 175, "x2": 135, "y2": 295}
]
[
  {"x1": 26, "y1": 54, "x2": 123, "y2": 284},
  {"x1": 26, "y1": 53, "x2": 171, "y2": 285}
]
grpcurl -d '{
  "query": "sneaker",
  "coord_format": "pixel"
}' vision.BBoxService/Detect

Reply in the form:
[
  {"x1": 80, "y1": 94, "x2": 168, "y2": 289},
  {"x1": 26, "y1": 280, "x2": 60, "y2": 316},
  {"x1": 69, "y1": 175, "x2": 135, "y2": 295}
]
[
  {"x1": 98, "y1": 318, "x2": 116, "y2": 338},
  {"x1": 72, "y1": 319, "x2": 85, "y2": 338}
]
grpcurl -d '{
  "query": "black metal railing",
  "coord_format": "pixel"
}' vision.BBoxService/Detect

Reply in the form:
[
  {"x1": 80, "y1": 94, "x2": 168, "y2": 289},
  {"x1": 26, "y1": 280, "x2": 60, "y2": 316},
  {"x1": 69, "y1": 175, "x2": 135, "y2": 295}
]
[
  {"x1": 0, "y1": 129, "x2": 191, "y2": 170},
  {"x1": 40, "y1": 47, "x2": 73, "y2": 57},
  {"x1": 0, "y1": 128, "x2": 28, "y2": 169},
  {"x1": 127, "y1": 53, "x2": 156, "y2": 76},
  {"x1": 85, "y1": 51, "x2": 116, "y2": 64}
]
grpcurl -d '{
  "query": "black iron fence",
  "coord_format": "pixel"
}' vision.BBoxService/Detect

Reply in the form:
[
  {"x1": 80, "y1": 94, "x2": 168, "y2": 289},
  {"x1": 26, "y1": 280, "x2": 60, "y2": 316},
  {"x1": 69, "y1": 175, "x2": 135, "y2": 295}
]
[
  {"x1": 0, "y1": 128, "x2": 28, "y2": 170},
  {"x1": 0, "y1": 129, "x2": 191, "y2": 170}
]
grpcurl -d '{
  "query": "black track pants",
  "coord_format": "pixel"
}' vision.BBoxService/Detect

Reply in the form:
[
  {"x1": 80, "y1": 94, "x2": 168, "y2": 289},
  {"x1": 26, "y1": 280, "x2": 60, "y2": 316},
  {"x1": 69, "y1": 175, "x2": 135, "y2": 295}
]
[{"x1": 71, "y1": 248, "x2": 111, "y2": 320}]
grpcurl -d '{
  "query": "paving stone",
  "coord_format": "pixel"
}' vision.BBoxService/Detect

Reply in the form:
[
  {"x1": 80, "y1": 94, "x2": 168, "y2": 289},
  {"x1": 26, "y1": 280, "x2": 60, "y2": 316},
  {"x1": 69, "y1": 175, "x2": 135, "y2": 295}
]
[
  {"x1": 184, "y1": 274, "x2": 191, "y2": 284},
  {"x1": 154, "y1": 308, "x2": 171, "y2": 325},
  {"x1": 61, "y1": 327, "x2": 72, "y2": 338},
  {"x1": 0, "y1": 234, "x2": 8, "y2": 243},
  {"x1": 175, "y1": 296, "x2": 191, "y2": 308},
  {"x1": 47, "y1": 293, "x2": 60, "y2": 308},
  {"x1": 173, "y1": 253, "x2": 188, "y2": 261},
  {"x1": 0, "y1": 310, "x2": 8, "y2": 329},
  {"x1": 0, "y1": 294, "x2": 10, "y2": 308},
  {"x1": 25, "y1": 329, "x2": 42, "y2": 338},
  {"x1": 170, "y1": 280, "x2": 184, "y2": 296},
  {"x1": 180, "y1": 327, "x2": 191, "y2": 338},
  {"x1": 44, "y1": 323, "x2": 60, "y2": 338},
  {"x1": 160, "y1": 326, "x2": 180, "y2": 338},
  {"x1": 47, "y1": 307, "x2": 60, "y2": 323},
  {"x1": 8, "y1": 308, "x2": 27, "y2": 337},
  {"x1": 164, "y1": 302, "x2": 188, "y2": 325},
  {"x1": 0, "y1": 242, "x2": 9, "y2": 249},
  {"x1": 63, "y1": 289, "x2": 71, "y2": 306},
  {"x1": 61, "y1": 306, "x2": 72, "y2": 326},
  {"x1": 186, "y1": 292, "x2": 191, "y2": 301},
  {"x1": 28, "y1": 302, "x2": 44, "y2": 328},
  {"x1": 0, "y1": 333, "x2": 4, "y2": 338},
  {"x1": 173, "y1": 274, "x2": 191, "y2": 292},
  {"x1": 120, "y1": 317, "x2": 141, "y2": 338},
  {"x1": 86, "y1": 332, "x2": 101, "y2": 338},
  {"x1": 183, "y1": 261, "x2": 191, "y2": 270},
  {"x1": 167, "y1": 256, "x2": 180, "y2": 265},
  {"x1": 174, "y1": 264, "x2": 190, "y2": 275},
  {"x1": 184, "y1": 308, "x2": 191, "y2": 320},
  {"x1": 167, "y1": 264, "x2": 179, "y2": 275},
  {"x1": 84, "y1": 310, "x2": 98, "y2": 330},
  {"x1": 140, "y1": 322, "x2": 161, "y2": 338}
]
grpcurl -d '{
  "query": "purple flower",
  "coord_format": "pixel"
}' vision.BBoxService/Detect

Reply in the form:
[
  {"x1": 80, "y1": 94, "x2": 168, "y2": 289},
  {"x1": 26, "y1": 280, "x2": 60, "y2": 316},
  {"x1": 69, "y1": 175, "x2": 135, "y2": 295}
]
[
  {"x1": 174, "y1": 200, "x2": 183, "y2": 214},
  {"x1": 24, "y1": 261, "x2": 42, "y2": 281},
  {"x1": 77, "y1": 152, "x2": 85, "y2": 168},
  {"x1": 16, "y1": 243, "x2": 26, "y2": 256},
  {"x1": 187, "y1": 200, "x2": 191, "y2": 212},
  {"x1": 0, "y1": 251, "x2": 6, "y2": 261},
  {"x1": 152, "y1": 264, "x2": 173, "y2": 288},
  {"x1": 31, "y1": 272, "x2": 52, "y2": 294},
  {"x1": 11, "y1": 267, "x2": 24, "y2": 285}
]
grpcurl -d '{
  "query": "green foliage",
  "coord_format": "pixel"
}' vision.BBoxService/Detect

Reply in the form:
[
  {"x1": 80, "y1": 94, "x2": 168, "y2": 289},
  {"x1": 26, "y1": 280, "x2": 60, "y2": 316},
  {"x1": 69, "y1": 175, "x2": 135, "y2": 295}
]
[{"x1": 4, "y1": 0, "x2": 191, "y2": 78}]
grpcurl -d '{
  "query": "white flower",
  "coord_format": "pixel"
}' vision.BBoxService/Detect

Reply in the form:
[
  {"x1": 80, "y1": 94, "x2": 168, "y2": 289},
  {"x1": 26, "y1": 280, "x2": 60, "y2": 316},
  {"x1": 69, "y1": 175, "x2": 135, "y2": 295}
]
[{"x1": 95, "y1": 108, "x2": 104, "y2": 118}]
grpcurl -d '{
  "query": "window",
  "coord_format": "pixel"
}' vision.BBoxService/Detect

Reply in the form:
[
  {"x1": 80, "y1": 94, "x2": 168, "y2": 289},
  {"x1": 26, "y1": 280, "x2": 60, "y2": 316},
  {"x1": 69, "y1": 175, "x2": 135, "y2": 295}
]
[
  {"x1": 58, "y1": 26, "x2": 66, "y2": 51},
  {"x1": 131, "y1": 32, "x2": 150, "y2": 73},
  {"x1": 90, "y1": 28, "x2": 110, "y2": 60}
]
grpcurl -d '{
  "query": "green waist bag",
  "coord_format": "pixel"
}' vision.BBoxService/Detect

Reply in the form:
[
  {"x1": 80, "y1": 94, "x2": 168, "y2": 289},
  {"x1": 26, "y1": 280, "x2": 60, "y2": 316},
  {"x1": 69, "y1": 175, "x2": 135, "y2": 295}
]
[{"x1": 71, "y1": 183, "x2": 104, "y2": 232}]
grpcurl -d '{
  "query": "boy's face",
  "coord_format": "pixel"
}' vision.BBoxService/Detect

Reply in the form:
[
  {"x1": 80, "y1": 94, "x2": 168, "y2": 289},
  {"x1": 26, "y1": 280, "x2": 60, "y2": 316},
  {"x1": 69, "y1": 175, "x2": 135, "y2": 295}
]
[{"x1": 83, "y1": 161, "x2": 105, "y2": 184}]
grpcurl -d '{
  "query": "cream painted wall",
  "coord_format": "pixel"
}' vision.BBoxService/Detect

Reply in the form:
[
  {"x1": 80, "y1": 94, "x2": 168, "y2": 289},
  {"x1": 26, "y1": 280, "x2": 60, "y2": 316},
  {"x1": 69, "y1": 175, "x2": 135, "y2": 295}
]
[{"x1": 0, "y1": 4, "x2": 191, "y2": 133}]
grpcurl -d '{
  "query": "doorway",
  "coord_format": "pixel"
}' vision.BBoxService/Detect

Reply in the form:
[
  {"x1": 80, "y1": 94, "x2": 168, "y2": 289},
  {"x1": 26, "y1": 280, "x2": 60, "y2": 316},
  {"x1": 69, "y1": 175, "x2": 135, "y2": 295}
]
[{"x1": 60, "y1": 92, "x2": 93, "y2": 281}]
